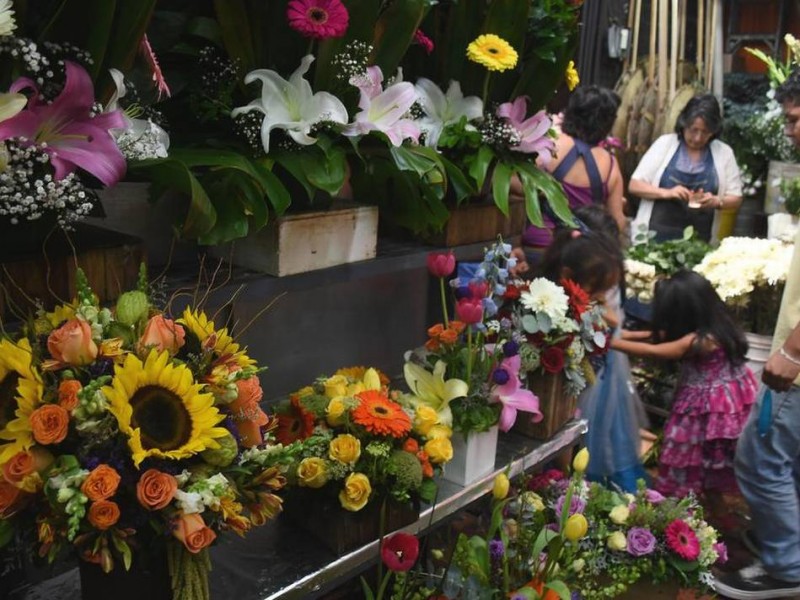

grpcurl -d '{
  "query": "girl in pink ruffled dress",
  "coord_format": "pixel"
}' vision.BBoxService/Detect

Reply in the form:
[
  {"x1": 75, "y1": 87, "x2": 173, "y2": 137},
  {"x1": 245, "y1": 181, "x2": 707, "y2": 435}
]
[{"x1": 613, "y1": 270, "x2": 757, "y2": 498}]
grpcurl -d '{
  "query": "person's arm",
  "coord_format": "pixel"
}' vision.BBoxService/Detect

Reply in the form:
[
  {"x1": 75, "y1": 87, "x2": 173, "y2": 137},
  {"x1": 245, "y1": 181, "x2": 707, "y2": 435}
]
[
  {"x1": 628, "y1": 178, "x2": 694, "y2": 202},
  {"x1": 763, "y1": 323, "x2": 800, "y2": 391},
  {"x1": 606, "y1": 160, "x2": 627, "y2": 233},
  {"x1": 620, "y1": 329, "x2": 652, "y2": 340},
  {"x1": 611, "y1": 332, "x2": 696, "y2": 360}
]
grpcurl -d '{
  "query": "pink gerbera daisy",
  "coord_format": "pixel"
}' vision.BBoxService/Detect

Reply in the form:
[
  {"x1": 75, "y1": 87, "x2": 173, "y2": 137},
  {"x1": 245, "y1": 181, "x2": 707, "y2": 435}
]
[
  {"x1": 287, "y1": 0, "x2": 349, "y2": 40},
  {"x1": 664, "y1": 519, "x2": 701, "y2": 561}
]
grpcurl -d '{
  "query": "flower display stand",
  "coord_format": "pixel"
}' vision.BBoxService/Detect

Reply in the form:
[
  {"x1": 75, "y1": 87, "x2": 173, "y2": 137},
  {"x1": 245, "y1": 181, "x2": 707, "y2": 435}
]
[
  {"x1": 514, "y1": 373, "x2": 576, "y2": 440},
  {"x1": 616, "y1": 580, "x2": 712, "y2": 599},
  {"x1": 425, "y1": 197, "x2": 525, "y2": 247},
  {"x1": 79, "y1": 552, "x2": 172, "y2": 600},
  {"x1": 442, "y1": 425, "x2": 499, "y2": 486},
  {"x1": 210, "y1": 203, "x2": 378, "y2": 276}
]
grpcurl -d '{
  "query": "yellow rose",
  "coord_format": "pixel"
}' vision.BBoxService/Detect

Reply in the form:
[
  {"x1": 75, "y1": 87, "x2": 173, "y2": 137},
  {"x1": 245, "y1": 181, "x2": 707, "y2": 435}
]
[
  {"x1": 426, "y1": 424, "x2": 452, "y2": 440},
  {"x1": 296, "y1": 386, "x2": 315, "y2": 398},
  {"x1": 492, "y1": 473, "x2": 510, "y2": 500},
  {"x1": 413, "y1": 406, "x2": 439, "y2": 436},
  {"x1": 607, "y1": 531, "x2": 628, "y2": 551},
  {"x1": 346, "y1": 382, "x2": 365, "y2": 396},
  {"x1": 297, "y1": 457, "x2": 329, "y2": 489},
  {"x1": 572, "y1": 448, "x2": 590, "y2": 474},
  {"x1": 326, "y1": 398, "x2": 347, "y2": 427},
  {"x1": 329, "y1": 434, "x2": 361, "y2": 464},
  {"x1": 609, "y1": 505, "x2": 630, "y2": 525},
  {"x1": 424, "y1": 437, "x2": 454, "y2": 464},
  {"x1": 339, "y1": 472, "x2": 371, "y2": 512},
  {"x1": 324, "y1": 375, "x2": 348, "y2": 399},
  {"x1": 623, "y1": 493, "x2": 636, "y2": 504},
  {"x1": 564, "y1": 513, "x2": 588, "y2": 541},
  {"x1": 519, "y1": 491, "x2": 545, "y2": 512}
]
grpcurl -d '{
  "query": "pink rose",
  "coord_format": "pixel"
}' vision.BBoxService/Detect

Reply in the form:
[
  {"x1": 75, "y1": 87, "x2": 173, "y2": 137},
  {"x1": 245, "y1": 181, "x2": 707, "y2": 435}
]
[
  {"x1": 47, "y1": 319, "x2": 97, "y2": 365},
  {"x1": 139, "y1": 315, "x2": 186, "y2": 355}
]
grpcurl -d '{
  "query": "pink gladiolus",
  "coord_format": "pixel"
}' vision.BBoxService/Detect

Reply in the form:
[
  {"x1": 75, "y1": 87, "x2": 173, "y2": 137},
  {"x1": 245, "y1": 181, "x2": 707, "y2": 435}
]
[
  {"x1": 414, "y1": 29, "x2": 434, "y2": 54},
  {"x1": 455, "y1": 297, "x2": 483, "y2": 324},
  {"x1": 287, "y1": 0, "x2": 349, "y2": 40},
  {"x1": 0, "y1": 61, "x2": 126, "y2": 187},
  {"x1": 496, "y1": 97, "x2": 555, "y2": 165},
  {"x1": 427, "y1": 251, "x2": 455, "y2": 278},
  {"x1": 490, "y1": 355, "x2": 542, "y2": 432},
  {"x1": 140, "y1": 34, "x2": 171, "y2": 99}
]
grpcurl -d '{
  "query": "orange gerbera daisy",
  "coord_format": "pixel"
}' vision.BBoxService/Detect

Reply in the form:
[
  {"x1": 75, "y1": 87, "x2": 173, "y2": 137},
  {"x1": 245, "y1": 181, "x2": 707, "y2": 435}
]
[
  {"x1": 275, "y1": 396, "x2": 316, "y2": 445},
  {"x1": 352, "y1": 390, "x2": 411, "y2": 438}
]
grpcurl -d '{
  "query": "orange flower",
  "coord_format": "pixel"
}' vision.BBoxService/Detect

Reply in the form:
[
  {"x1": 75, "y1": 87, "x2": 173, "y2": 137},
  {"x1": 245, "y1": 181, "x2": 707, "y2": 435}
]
[
  {"x1": 87, "y1": 500, "x2": 120, "y2": 530},
  {"x1": 420, "y1": 458, "x2": 434, "y2": 479},
  {"x1": 2, "y1": 448, "x2": 52, "y2": 491},
  {"x1": 351, "y1": 390, "x2": 411, "y2": 438},
  {"x1": 29, "y1": 404, "x2": 69, "y2": 445},
  {"x1": 0, "y1": 480, "x2": 27, "y2": 517},
  {"x1": 57, "y1": 380, "x2": 82, "y2": 411},
  {"x1": 47, "y1": 319, "x2": 98, "y2": 365},
  {"x1": 81, "y1": 464, "x2": 121, "y2": 501},
  {"x1": 438, "y1": 328, "x2": 460, "y2": 346},
  {"x1": 427, "y1": 324, "x2": 445, "y2": 338},
  {"x1": 172, "y1": 512, "x2": 217, "y2": 553},
  {"x1": 229, "y1": 376, "x2": 269, "y2": 447},
  {"x1": 403, "y1": 438, "x2": 419, "y2": 453},
  {"x1": 138, "y1": 315, "x2": 186, "y2": 355},
  {"x1": 136, "y1": 468, "x2": 178, "y2": 510},
  {"x1": 275, "y1": 396, "x2": 315, "y2": 445}
]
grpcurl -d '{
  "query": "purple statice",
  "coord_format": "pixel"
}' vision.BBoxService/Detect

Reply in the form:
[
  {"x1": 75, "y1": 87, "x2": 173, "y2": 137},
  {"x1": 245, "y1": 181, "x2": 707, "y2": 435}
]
[
  {"x1": 554, "y1": 493, "x2": 586, "y2": 517},
  {"x1": 626, "y1": 527, "x2": 657, "y2": 557},
  {"x1": 489, "y1": 539, "x2": 505, "y2": 560},
  {"x1": 714, "y1": 542, "x2": 728, "y2": 564}
]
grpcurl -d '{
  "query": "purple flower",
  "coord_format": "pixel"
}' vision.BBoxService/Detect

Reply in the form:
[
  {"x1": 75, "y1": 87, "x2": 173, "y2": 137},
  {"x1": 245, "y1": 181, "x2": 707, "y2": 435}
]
[
  {"x1": 645, "y1": 489, "x2": 666, "y2": 504},
  {"x1": 555, "y1": 493, "x2": 586, "y2": 517},
  {"x1": 714, "y1": 542, "x2": 728, "y2": 564},
  {"x1": 492, "y1": 368, "x2": 510, "y2": 385},
  {"x1": 626, "y1": 527, "x2": 656, "y2": 557},
  {"x1": 489, "y1": 539, "x2": 505, "y2": 559},
  {"x1": 502, "y1": 340, "x2": 519, "y2": 357}
]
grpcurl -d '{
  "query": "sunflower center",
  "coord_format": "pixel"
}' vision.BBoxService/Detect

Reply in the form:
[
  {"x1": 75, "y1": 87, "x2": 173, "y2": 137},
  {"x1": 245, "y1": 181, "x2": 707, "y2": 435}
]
[
  {"x1": 0, "y1": 373, "x2": 20, "y2": 430},
  {"x1": 130, "y1": 385, "x2": 192, "y2": 452},
  {"x1": 307, "y1": 7, "x2": 328, "y2": 24}
]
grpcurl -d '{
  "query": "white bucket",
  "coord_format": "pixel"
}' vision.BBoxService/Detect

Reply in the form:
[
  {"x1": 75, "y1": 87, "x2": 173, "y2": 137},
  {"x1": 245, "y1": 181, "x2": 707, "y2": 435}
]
[
  {"x1": 442, "y1": 425, "x2": 498, "y2": 486},
  {"x1": 745, "y1": 332, "x2": 773, "y2": 380}
]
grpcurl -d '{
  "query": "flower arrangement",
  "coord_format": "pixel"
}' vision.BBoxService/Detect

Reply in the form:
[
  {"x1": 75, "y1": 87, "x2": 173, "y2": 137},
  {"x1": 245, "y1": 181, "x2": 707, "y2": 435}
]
[
  {"x1": 0, "y1": 268, "x2": 295, "y2": 600},
  {"x1": 694, "y1": 236, "x2": 794, "y2": 335},
  {"x1": 274, "y1": 366, "x2": 452, "y2": 513},
  {"x1": 403, "y1": 240, "x2": 541, "y2": 436}
]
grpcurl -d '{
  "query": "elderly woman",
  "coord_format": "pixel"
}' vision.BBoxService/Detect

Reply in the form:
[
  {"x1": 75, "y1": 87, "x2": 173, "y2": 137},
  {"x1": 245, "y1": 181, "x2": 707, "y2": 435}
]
[{"x1": 629, "y1": 94, "x2": 743, "y2": 242}]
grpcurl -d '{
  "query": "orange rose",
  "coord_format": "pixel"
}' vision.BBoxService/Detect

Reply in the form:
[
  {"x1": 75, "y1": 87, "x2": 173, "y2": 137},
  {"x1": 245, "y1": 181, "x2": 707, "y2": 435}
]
[
  {"x1": 30, "y1": 404, "x2": 69, "y2": 445},
  {"x1": 421, "y1": 459, "x2": 434, "y2": 479},
  {"x1": 229, "y1": 377, "x2": 269, "y2": 447},
  {"x1": 2, "y1": 448, "x2": 52, "y2": 490},
  {"x1": 0, "y1": 481, "x2": 27, "y2": 517},
  {"x1": 403, "y1": 438, "x2": 419, "y2": 453},
  {"x1": 58, "y1": 380, "x2": 82, "y2": 411},
  {"x1": 136, "y1": 469, "x2": 178, "y2": 510},
  {"x1": 87, "y1": 500, "x2": 120, "y2": 530},
  {"x1": 138, "y1": 315, "x2": 186, "y2": 355},
  {"x1": 47, "y1": 319, "x2": 98, "y2": 366},
  {"x1": 439, "y1": 328, "x2": 459, "y2": 345},
  {"x1": 172, "y1": 513, "x2": 217, "y2": 554},
  {"x1": 81, "y1": 464, "x2": 121, "y2": 501}
]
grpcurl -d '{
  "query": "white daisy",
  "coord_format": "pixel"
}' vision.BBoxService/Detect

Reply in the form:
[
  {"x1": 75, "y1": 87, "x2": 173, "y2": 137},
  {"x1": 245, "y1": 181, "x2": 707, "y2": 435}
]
[{"x1": 519, "y1": 277, "x2": 569, "y2": 321}]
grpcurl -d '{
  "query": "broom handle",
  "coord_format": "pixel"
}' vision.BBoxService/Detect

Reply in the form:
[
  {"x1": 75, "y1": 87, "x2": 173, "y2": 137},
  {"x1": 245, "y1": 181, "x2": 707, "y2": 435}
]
[
  {"x1": 697, "y1": 0, "x2": 704, "y2": 80},
  {"x1": 670, "y1": 0, "x2": 678, "y2": 103},
  {"x1": 678, "y1": 0, "x2": 687, "y2": 70},
  {"x1": 706, "y1": 0, "x2": 717, "y2": 88},
  {"x1": 648, "y1": 0, "x2": 657, "y2": 83},
  {"x1": 658, "y1": 0, "x2": 668, "y2": 110},
  {"x1": 626, "y1": 0, "x2": 642, "y2": 73}
]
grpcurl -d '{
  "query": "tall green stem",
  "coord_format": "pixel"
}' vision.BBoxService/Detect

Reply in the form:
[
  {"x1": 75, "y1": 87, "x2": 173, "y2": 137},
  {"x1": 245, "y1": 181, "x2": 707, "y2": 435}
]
[
  {"x1": 466, "y1": 326, "x2": 474, "y2": 382},
  {"x1": 482, "y1": 71, "x2": 492, "y2": 105},
  {"x1": 439, "y1": 277, "x2": 450, "y2": 327}
]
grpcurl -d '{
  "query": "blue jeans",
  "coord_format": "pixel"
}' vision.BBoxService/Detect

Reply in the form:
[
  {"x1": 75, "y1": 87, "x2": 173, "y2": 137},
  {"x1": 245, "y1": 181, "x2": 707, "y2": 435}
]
[{"x1": 736, "y1": 385, "x2": 800, "y2": 582}]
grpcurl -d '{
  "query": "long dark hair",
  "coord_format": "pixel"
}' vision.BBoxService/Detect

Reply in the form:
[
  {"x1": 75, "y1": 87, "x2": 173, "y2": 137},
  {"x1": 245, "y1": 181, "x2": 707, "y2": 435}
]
[
  {"x1": 650, "y1": 270, "x2": 748, "y2": 364},
  {"x1": 538, "y1": 225, "x2": 621, "y2": 294}
]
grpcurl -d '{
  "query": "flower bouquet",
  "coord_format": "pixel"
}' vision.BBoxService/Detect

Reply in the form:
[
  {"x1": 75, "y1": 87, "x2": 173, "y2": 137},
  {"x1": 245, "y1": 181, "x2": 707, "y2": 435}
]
[
  {"x1": 0, "y1": 268, "x2": 295, "y2": 600},
  {"x1": 694, "y1": 236, "x2": 794, "y2": 335},
  {"x1": 273, "y1": 366, "x2": 452, "y2": 554}
]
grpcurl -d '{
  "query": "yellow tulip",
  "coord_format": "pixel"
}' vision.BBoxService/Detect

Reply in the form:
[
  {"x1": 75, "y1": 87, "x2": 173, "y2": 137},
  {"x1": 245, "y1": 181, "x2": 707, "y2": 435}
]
[
  {"x1": 362, "y1": 368, "x2": 381, "y2": 391},
  {"x1": 493, "y1": 473, "x2": 510, "y2": 500},
  {"x1": 564, "y1": 513, "x2": 588, "y2": 541},
  {"x1": 572, "y1": 448, "x2": 590, "y2": 474}
]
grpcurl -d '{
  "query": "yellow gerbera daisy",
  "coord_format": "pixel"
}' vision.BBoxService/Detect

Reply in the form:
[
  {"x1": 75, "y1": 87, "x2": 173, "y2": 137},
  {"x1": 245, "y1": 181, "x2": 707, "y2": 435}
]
[
  {"x1": 565, "y1": 60, "x2": 580, "y2": 91},
  {"x1": 180, "y1": 308, "x2": 254, "y2": 368},
  {"x1": 467, "y1": 34, "x2": 518, "y2": 72},
  {"x1": 0, "y1": 338, "x2": 43, "y2": 464},
  {"x1": 104, "y1": 350, "x2": 228, "y2": 467}
]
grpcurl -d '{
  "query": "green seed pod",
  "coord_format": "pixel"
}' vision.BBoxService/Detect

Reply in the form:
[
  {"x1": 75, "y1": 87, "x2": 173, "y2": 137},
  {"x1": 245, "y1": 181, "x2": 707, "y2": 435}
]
[{"x1": 115, "y1": 291, "x2": 149, "y2": 326}]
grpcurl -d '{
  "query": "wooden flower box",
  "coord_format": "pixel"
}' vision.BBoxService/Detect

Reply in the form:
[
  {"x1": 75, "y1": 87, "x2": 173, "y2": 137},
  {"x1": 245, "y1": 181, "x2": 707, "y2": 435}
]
[
  {"x1": 514, "y1": 372, "x2": 577, "y2": 440},
  {"x1": 425, "y1": 197, "x2": 526, "y2": 247}
]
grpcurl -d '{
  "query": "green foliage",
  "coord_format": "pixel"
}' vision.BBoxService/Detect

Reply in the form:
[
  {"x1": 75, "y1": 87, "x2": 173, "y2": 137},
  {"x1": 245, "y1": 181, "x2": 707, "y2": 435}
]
[{"x1": 628, "y1": 227, "x2": 710, "y2": 275}]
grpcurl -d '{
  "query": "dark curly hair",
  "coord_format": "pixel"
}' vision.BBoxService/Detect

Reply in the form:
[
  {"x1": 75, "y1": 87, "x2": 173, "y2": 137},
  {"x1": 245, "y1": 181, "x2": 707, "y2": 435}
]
[
  {"x1": 560, "y1": 85, "x2": 621, "y2": 145},
  {"x1": 776, "y1": 68, "x2": 800, "y2": 105},
  {"x1": 675, "y1": 94, "x2": 723, "y2": 140}
]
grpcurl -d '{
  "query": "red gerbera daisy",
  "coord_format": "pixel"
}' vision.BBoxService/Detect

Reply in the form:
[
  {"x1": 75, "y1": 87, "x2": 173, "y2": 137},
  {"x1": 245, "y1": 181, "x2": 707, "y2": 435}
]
[
  {"x1": 287, "y1": 0, "x2": 349, "y2": 40},
  {"x1": 664, "y1": 519, "x2": 701, "y2": 561},
  {"x1": 352, "y1": 390, "x2": 411, "y2": 438},
  {"x1": 275, "y1": 396, "x2": 315, "y2": 445},
  {"x1": 560, "y1": 278, "x2": 590, "y2": 317},
  {"x1": 381, "y1": 532, "x2": 420, "y2": 572}
]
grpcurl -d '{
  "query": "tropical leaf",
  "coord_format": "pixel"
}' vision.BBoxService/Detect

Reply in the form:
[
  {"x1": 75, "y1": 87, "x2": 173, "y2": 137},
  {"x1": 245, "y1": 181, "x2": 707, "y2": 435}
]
[
  {"x1": 492, "y1": 161, "x2": 513, "y2": 216},
  {"x1": 371, "y1": 0, "x2": 429, "y2": 77}
]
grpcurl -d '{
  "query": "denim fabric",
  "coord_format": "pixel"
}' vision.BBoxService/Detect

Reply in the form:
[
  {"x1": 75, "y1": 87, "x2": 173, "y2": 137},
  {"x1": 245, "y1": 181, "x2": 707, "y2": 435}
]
[{"x1": 736, "y1": 385, "x2": 800, "y2": 582}]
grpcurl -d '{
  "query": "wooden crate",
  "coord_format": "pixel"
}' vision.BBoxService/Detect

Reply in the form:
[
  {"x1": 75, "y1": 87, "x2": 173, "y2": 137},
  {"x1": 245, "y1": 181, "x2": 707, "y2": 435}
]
[
  {"x1": 426, "y1": 197, "x2": 526, "y2": 247},
  {"x1": 211, "y1": 203, "x2": 378, "y2": 277},
  {"x1": 0, "y1": 224, "x2": 144, "y2": 319},
  {"x1": 514, "y1": 372, "x2": 577, "y2": 440}
]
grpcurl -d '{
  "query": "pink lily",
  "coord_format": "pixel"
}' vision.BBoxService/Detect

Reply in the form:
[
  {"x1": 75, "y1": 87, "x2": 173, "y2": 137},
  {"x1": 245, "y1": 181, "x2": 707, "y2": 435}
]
[
  {"x1": 0, "y1": 61, "x2": 127, "y2": 187},
  {"x1": 344, "y1": 66, "x2": 420, "y2": 146},
  {"x1": 496, "y1": 96, "x2": 555, "y2": 166},
  {"x1": 490, "y1": 354, "x2": 542, "y2": 432}
]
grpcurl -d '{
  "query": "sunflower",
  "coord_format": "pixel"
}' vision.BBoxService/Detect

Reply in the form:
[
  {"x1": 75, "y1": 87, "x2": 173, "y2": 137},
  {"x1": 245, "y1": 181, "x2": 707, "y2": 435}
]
[
  {"x1": 466, "y1": 34, "x2": 518, "y2": 72},
  {"x1": 0, "y1": 338, "x2": 43, "y2": 464},
  {"x1": 104, "y1": 350, "x2": 228, "y2": 467},
  {"x1": 352, "y1": 390, "x2": 411, "y2": 438},
  {"x1": 180, "y1": 308, "x2": 255, "y2": 368}
]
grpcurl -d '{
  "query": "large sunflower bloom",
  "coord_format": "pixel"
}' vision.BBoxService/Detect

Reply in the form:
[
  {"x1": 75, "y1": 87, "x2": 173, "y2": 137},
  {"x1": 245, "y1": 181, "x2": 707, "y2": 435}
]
[
  {"x1": 104, "y1": 350, "x2": 228, "y2": 467},
  {"x1": 180, "y1": 308, "x2": 255, "y2": 368},
  {"x1": 0, "y1": 338, "x2": 43, "y2": 464},
  {"x1": 352, "y1": 390, "x2": 411, "y2": 438},
  {"x1": 466, "y1": 34, "x2": 518, "y2": 72}
]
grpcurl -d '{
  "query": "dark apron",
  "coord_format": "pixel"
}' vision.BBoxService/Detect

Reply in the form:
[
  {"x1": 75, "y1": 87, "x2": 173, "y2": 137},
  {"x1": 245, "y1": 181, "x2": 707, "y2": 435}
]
[{"x1": 649, "y1": 143, "x2": 719, "y2": 242}]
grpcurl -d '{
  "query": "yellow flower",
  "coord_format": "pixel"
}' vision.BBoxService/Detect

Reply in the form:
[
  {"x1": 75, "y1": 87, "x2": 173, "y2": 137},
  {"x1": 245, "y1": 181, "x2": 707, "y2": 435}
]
[
  {"x1": 424, "y1": 437, "x2": 453, "y2": 464},
  {"x1": 466, "y1": 34, "x2": 518, "y2": 72},
  {"x1": 426, "y1": 424, "x2": 452, "y2": 440},
  {"x1": 493, "y1": 473, "x2": 510, "y2": 500},
  {"x1": 403, "y1": 361, "x2": 468, "y2": 428},
  {"x1": 346, "y1": 381, "x2": 365, "y2": 396},
  {"x1": 565, "y1": 60, "x2": 580, "y2": 91},
  {"x1": 0, "y1": 93, "x2": 24, "y2": 123},
  {"x1": 572, "y1": 448, "x2": 589, "y2": 474},
  {"x1": 326, "y1": 397, "x2": 347, "y2": 427},
  {"x1": 564, "y1": 513, "x2": 588, "y2": 541},
  {"x1": 519, "y1": 491, "x2": 545, "y2": 512},
  {"x1": 609, "y1": 505, "x2": 630, "y2": 525},
  {"x1": 103, "y1": 350, "x2": 228, "y2": 467},
  {"x1": 339, "y1": 472, "x2": 371, "y2": 511},
  {"x1": 413, "y1": 405, "x2": 439, "y2": 436},
  {"x1": 297, "y1": 457, "x2": 329, "y2": 488},
  {"x1": 329, "y1": 434, "x2": 361, "y2": 464},
  {"x1": 180, "y1": 308, "x2": 254, "y2": 368},
  {"x1": 0, "y1": 338, "x2": 44, "y2": 464},
  {"x1": 361, "y1": 368, "x2": 382, "y2": 391},
  {"x1": 295, "y1": 386, "x2": 315, "y2": 398},
  {"x1": 323, "y1": 375, "x2": 349, "y2": 399},
  {"x1": 607, "y1": 531, "x2": 628, "y2": 551}
]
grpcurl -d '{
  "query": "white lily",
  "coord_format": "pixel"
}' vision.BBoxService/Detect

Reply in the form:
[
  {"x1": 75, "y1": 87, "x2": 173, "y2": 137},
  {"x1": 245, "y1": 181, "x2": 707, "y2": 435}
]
[
  {"x1": 232, "y1": 55, "x2": 348, "y2": 153},
  {"x1": 403, "y1": 360, "x2": 468, "y2": 427},
  {"x1": 414, "y1": 78, "x2": 483, "y2": 148},
  {"x1": 106, "y1": 68, "x2": 170, "y2": 159},
  {"x1": 344, "y1": 66, "x2": 420, "y2": 146}
]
